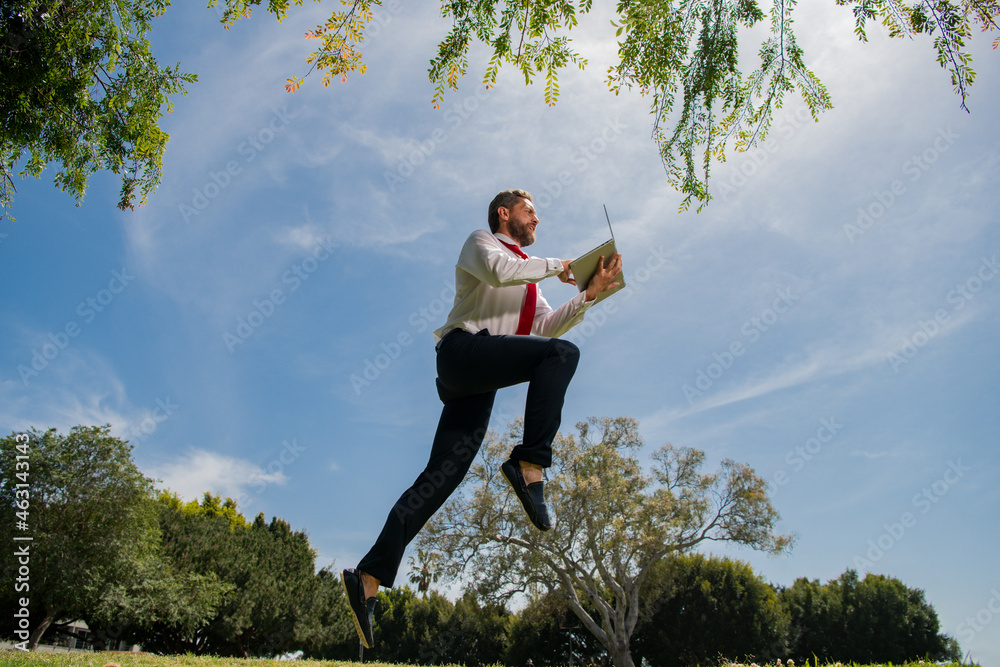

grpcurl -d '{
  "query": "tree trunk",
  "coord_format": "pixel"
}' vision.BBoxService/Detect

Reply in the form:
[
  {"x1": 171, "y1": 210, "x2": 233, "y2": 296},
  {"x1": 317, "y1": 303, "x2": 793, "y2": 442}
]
[
  {"x1": 609, "y1": 642, "x2": 636, "y2": 667},
  {"x1": 27, "y1": 605, "x2": 58, "y2": 650},
  {"x1": 609, "y1": 631, "x2": 636, "y2": 667},
  {"x1": 563, "y1": 587, "x2": 637, "y2": 667}
]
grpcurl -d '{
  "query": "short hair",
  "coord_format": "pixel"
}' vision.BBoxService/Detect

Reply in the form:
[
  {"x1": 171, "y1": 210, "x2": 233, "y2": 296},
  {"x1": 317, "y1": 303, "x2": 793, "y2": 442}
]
[{"x1": 488, "y1": 189, "x2": 533, "y2": 233}]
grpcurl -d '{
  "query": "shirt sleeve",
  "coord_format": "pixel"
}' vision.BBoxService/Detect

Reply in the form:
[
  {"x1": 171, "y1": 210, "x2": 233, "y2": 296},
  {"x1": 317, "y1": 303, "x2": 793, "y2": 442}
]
[
  {"x1": 457, "y1": 230, "x2": 562, "y2": 287},
  {"x1": 531, "y1": 287, "x2": 594, "y2": 338}
]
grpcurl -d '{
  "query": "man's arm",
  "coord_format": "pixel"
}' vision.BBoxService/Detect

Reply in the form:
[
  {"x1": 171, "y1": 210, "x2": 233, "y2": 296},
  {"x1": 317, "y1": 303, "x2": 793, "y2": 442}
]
[{"x1": 458, "y1": 230, "x2": 562, "y2": 287}]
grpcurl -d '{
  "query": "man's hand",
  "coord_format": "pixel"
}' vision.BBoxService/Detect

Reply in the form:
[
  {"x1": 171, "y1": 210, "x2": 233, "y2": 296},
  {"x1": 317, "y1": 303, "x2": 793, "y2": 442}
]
[
  {"x1": 584, "y1": 254, "x2": 623, "y2": 302},
  {"x1": 558, "y1": 259, "x2": 577, "y2": 286}
]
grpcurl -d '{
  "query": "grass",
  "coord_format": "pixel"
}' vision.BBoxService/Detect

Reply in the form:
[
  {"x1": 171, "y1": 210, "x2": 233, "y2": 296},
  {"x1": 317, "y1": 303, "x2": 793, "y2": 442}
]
[
  {"x1": 0, "y1": 652, "x2": 422, "y2": 667},
  {"x1": 0, "y1": 653, "x2": 970, "y2": 667}
]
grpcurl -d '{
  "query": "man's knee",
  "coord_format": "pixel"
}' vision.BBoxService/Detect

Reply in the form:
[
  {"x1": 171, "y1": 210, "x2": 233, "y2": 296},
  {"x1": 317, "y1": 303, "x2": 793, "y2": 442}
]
[{"x1": 551, "y1": 339, "x2": 580, "y2": 367}]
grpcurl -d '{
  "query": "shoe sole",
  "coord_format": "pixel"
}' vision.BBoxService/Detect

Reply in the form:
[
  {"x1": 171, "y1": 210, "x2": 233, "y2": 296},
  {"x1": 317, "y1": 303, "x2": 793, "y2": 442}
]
[{"x1": 341, "y1": 569, "x2": 373, "y2": 649}]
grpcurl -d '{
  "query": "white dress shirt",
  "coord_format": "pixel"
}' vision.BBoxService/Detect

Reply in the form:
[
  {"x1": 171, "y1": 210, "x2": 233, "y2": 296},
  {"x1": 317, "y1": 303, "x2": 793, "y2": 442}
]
[{"x1": 433, "y1": 230, "x2": 594, "y2": 342}]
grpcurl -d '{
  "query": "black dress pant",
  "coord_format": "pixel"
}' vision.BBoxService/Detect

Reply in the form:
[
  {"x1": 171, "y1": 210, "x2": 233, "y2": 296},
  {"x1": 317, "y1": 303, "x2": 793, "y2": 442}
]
[{"x1": 357, "y1": 329, "x2": 580, "y2": 586}]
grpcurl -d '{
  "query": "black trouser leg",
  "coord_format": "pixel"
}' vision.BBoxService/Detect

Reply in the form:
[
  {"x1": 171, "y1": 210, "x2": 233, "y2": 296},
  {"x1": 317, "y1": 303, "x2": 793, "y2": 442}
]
[
  {"x1": 357, "y1": 389, "x2": 495, "y2": 587},
  {"x1": 511, "y1": 337, "x2": 580, "y2": 466},
  {"x1": 435, "y1": 331, "x2": 580, "y2": 465},
  {"x1": 357, "y1": 330, "x2": 580, "y2": 586}
]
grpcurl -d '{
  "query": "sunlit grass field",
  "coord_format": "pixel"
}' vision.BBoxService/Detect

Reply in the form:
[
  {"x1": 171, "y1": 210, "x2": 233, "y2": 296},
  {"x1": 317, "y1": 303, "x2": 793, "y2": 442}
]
[
  {"x1": 0, "y1": 652, "x2": 403, "y2": 667},
  {"x1": 0, "y1": 652, "x2": 970, "y2": 667}
]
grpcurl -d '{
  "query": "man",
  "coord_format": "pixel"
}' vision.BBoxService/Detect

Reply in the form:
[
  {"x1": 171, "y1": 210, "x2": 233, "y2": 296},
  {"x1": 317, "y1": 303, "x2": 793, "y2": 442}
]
[{"x1": 342, "y1": 189, "x2": 622, "y2": 649}]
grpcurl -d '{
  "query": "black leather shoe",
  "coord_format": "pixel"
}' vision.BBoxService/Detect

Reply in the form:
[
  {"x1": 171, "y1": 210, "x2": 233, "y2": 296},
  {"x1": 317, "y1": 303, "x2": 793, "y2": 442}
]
[
  {"x1": 501, "y1": 458, "x2": 553, "y2": 531},
  {"x1": 342, "y1": 568, "x2": 376, "y2": 648}
]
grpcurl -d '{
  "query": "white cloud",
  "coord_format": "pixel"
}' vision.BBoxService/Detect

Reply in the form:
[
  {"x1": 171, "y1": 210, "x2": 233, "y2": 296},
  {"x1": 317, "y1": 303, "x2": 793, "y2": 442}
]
[
  {"x1": 147, "y1": 448, "x2": 287, "y2": 503},
  {"x1": 650, "y1": 301, "x2": 983, "y2": 426},
  {"x1": 0, "y1": 344, "x2": 133, "y2": 436},
  {"x1": 0, "y1": 336, "x2": 185, "y2": 451},
  {"x1": 273, "y1": 221, "x2": 330, "y2": 251},
  {"x1": 851, "y1": 449, "x2": 896, "y2": 459}
]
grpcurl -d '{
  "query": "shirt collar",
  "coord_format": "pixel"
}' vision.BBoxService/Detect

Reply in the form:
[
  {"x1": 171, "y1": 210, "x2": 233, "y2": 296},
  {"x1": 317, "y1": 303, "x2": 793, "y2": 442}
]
[{"x1": 494, "y1": 232, "x2": 519, "y2": 248}]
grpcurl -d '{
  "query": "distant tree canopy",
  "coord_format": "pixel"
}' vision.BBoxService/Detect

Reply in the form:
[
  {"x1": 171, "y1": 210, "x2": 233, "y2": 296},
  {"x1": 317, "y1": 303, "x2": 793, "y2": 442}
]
[
  {"x1": 416, "y1": 416, "x2": 791, "y2": 667},
  {"x1": 2, "y1": 0, "x2": 996, "y2": 217},
  {"x1": 0, "y1": 425, "x2": 963, "y2": 662},
  {"x1": 122, "y1": 491, "x2": 354, "y2": 658},
  {"x1": 0, "y1": 426, "x2": 352, "y2": 657},
  {"x1": 504, "y1": 590, "x2": 607, "y2": 667},
  {"x1": 632, "y1": 553, "x2": 790, "y2": 667},
  {"x1": 354, "y1": 562, "x2": 961, "y2": 667},
  {"x1": 779, "y1": 569, "x2": 961, "y2": 664},
  {"x1": 0, "y1": 426, "x2": 161, "y2": 650},
  {"x1": 363, "y1": 587, "x2": 512, "y2": 666}
]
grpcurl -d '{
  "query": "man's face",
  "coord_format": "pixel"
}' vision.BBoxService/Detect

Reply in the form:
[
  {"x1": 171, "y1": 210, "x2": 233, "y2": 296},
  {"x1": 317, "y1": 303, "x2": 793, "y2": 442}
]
[{"x1": 500, "y1": 198, "x2": 539, "y2": 247}]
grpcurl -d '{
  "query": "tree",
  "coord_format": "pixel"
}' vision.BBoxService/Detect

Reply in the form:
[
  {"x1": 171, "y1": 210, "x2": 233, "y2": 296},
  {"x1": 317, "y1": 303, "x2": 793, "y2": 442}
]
[
  {"x1": 408, "y1": 547, "x2": 444, "y2": 597},
  {"x1": 223, "y1": 0, "x2": 997, "y2": 210},
  {"x1": 84, "y1": 552, "x2": 233, "y2": 652},
  {"x1": 776, "y1": 575, "x2": 840, "y2": 661},
  {"x1": 232, "y1": 513, "x2": 319, "y2": 657},
  {"x1": 779, "y1": 569, "x2": 961, "y2": 664},
  {"x1": 441, "y1": 590, "x2": 512, "y2": 667},
  {"x1": 416, "y1": 416, "x2": 792, "y2": 667},
  {"x1": 6, "y1": 1, "x2": 996, "y2": 215},
  {"x1": 128, "y1": 492, "x2": 242, "y2": 654},
  {"x1": 367, "y1": 586, "x2": 456, "y2": 664},
  {"x1": 293, "y1": 566, "x2": 356, "y2": 659},
  {"x1": 632, "y1": 553, "x2": 789, "y2": 667},
  {"x1": 362, "y1": 585, "x2": 511, "y2": 666},
  {"x1": 147, "y1": 492, "x2": 326, "y2": 657},
  {"x1": 0, "y1": 426, "x2": 160, "y2": 650},
  {"x1": 505, "y1": 591, "x2": 607, "y2": 667},
  {"x1": 0, "y1": 0, "x2": 196, "y2": 218}
]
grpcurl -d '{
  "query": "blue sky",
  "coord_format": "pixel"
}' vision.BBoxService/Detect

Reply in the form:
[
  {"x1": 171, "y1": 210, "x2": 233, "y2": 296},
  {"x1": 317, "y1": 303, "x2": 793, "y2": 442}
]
[{"x1": 2, "y1": 1, "x2": 998, "y2": 662}]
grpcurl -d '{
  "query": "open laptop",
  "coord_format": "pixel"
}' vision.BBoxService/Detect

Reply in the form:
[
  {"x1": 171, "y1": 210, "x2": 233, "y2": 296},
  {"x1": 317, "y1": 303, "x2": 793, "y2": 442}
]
[{"x1": 568, "y1": 205, "x2": 625, "y2": 304}]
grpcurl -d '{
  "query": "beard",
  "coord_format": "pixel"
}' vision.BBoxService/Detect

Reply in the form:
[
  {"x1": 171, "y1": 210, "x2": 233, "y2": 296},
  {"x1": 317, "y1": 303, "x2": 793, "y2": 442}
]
[{"x1": 508, "y1": 217, "x2": 535, "y2": 247}]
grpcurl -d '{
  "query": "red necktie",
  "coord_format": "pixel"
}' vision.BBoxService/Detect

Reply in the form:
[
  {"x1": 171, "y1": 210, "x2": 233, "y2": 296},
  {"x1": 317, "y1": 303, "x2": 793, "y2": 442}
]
[{"x1": 499, "y1": 240, "x2": 537, "y2": 335}]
